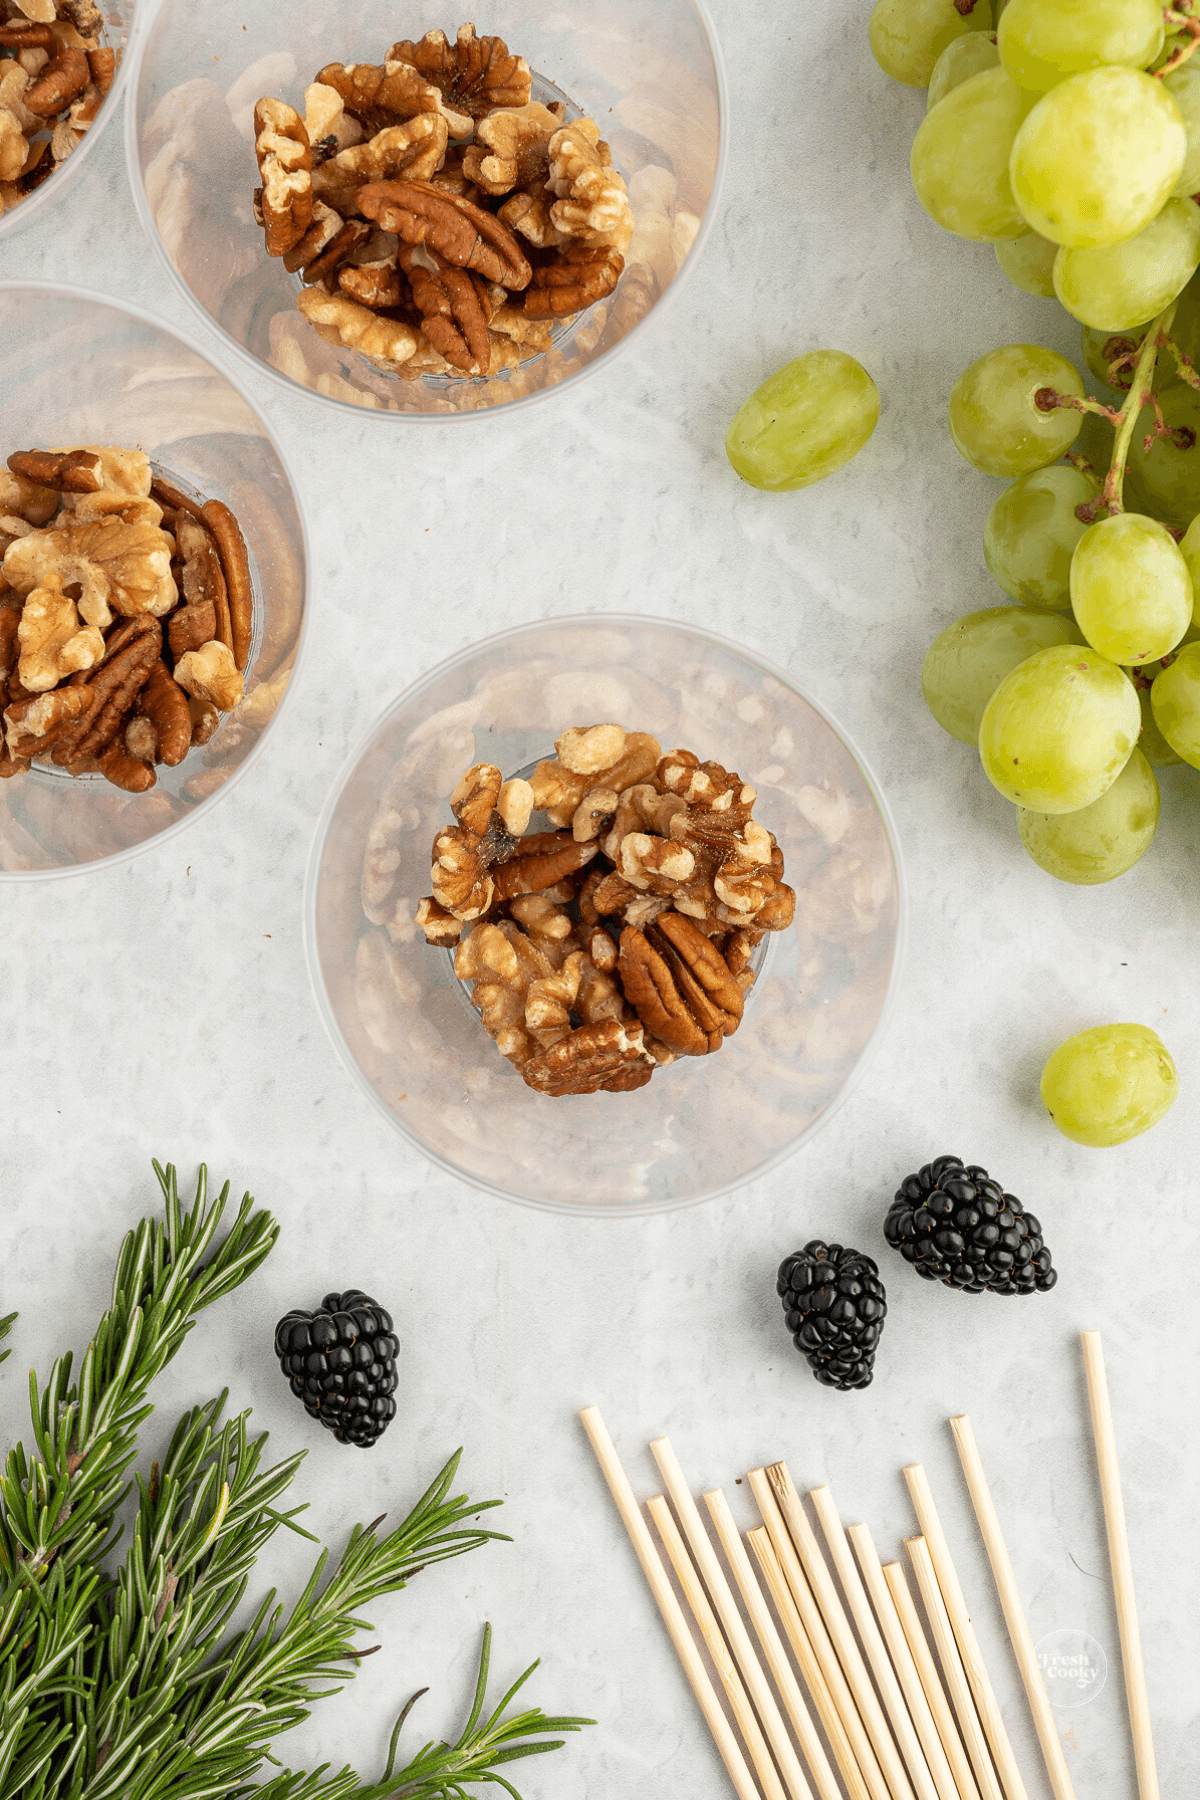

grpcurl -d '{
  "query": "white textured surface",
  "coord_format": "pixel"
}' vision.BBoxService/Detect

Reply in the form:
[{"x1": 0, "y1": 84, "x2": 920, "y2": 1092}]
[{"x1": 1, "y1": 4, "x2": 1198, "y2": 1797}]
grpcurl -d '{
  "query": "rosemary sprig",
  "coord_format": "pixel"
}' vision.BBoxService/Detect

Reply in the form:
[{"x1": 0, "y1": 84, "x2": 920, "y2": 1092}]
[{"x1": 0, "y1": 1165, "x2": 591, "y2": 1800}]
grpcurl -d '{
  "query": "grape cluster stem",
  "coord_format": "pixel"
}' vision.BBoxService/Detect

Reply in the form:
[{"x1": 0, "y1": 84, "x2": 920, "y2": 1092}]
[{"x1": 1160, "y1": 3, "x2": 1200, "y2": 78}]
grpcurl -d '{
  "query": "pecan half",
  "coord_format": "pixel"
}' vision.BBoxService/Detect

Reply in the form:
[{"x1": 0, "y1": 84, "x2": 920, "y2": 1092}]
[
  {"x1": 7, "y1": 449, "x2": 102, "y2": 493},
  {"x1": 618, "y1": 913, "x2": 744, "y2": 1056},
  {"x1": 136, "y1": 661, "x2": 191, "y2": 767},
  {"x1": 0, "y1": 23, "x2": 55, "y2": 47},
  {"x1": 520, "y1": 1018, "x2": 654, "y2": 1096},
  {"x1": 525, "y1": 244, "x2": 624, "y2": 318},
  {"x1": 358, "y1": 179, "x2": 531, "y2": 291},
  {"x1": 299, "y1": 218, "x2": 372, "y2": 287},
  {"x1": 253, "y1": 98, "x2": 313, "y2": 257},
  {"x1": 338, "y1": 258, "x2": 404, "y2": 311},
  {"x1": 52, "y1": 614, "x2": 160, "y2": 769},
  {"x1": 87, "y1": 48, "x2": 116, "y2": 96},
  {"x1": 200, "y1": 501, "x2": 252, "y2": 672},
  {"x1": 461, "y1": 101, "x2": 562, "y2": 196},
  {"x1": 168, "y1": 599, "x2": 217, "y2": 658},
  {"x1": 25, "y1": 47, "x2": 90, "y2": 117},
  {"x1": 315, "y1": 59, "x2": 470, "y2": 140},
  {"x1": 400, "y1": 244, "x2": 492, "y2": 373},
  {"x1": 388, "y1": 25, "x2": 531, "y2": 121},
  {"x1": 96, "y1": 738, "x2": 156, "y2": 793},
  {"x1": 490, "y1": 830, "x2": 598, "y2": 901},
  {"x1": 322, "y1": 115, "x2": 448, "y2": 187}
]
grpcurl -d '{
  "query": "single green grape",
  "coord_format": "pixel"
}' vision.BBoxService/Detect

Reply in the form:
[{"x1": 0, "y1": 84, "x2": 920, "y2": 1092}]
[
  {"x1": 1080, "y1": 323, "x2": 1146, "y2": 390},
  {"x1": 1126, "y1": 660, "x2": 1183, "y2": 765},
  {"x1": 911, "y1": 67, "x2": 1033, "y2": 242},
  {"x1": 978, "y1": 642, "x2": 1139, "y2": 810},
  {"x1": 948, "y1": 343, "x2": 1083, "y2": 477},
  {"x1": 870, "y1": 0, "x2": 993, "y2": 87},
  {"x1": 995, "y1": 230, "x2": 1059, "y2": 298},
  {"x1": 1018, "y1": 747, "x2": 1159, "y2": 884},
  {"x1": 927, "y1": 33, "x2": 1001, "y2": 110},
  {"x1": 998, "y1": 0, "x2": 1163, "y2": 93},
  {"x1": 922, "y1": 605, "x2": 1085, "y2": 742},
  {"x1": 1175, "y1": 512, "x2": 1200, "y2": 624},
  {"x1": 1070, "y1": 512, "x2": 1192, "y2": 665},
  {"x1": 1125, "y1": 382, "x2": 1200, "y2": 530},
  {"x1": 1040, "y1": 1023, "x2": 1178, "y2": 1147},
  {"x1": 984, "y1": 463, "x2": 1098, "y2": 607},
  {"x1": 1165, "y1": 65, "x2": 1200, "y2": 196},
  {"x1": 1010, "y1": 69, "x2": 1185, "y2": 248},
  {"x1": 1053, "y1": 199, "x2": 1200, "y2": 332},
  {"x1": 1149, "y1": 640, "x2": 1200, "y2": 764},
  {"x1": 725, "y1": 351, "x2": 880, "y2": 492}
]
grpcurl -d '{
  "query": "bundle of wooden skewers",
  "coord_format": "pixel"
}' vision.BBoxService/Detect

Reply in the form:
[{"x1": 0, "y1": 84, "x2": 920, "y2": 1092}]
[{"x1": 582, "y1": 1331, "x2": 1157, "y2": 1800}]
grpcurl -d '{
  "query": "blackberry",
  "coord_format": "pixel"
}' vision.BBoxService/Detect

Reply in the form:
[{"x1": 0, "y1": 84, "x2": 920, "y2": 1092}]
[
  {"x1": 777, "y1": 1242, "x2": 887, "y2": 1390},
  {"x1": 274, "y1": 1289, "x2": 399, "y2": 1447},
  {"x1": 884, "y1": 1155, "x2": 1057, "y2": 1295}
]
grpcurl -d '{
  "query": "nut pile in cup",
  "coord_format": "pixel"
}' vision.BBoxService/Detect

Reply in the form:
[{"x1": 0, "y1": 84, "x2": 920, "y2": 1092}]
[
  {"x1": 417, "y1": 725, "x2": 797, "y2": 1096},
  {"x1": 251, "y1": 23, "x2": 635, "y2": 381},
  {"x1": 0, "y1": 447, "x2": 251, "y2": 790},
  {"x1": 0, "y1": 1, "x2": 115, "y2": 220}
]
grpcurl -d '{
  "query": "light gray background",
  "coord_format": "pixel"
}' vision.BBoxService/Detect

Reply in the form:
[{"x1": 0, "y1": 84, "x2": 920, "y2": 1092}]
[{"x1": 1, "y1": 2, "x2": 1197, "y2": 1795}]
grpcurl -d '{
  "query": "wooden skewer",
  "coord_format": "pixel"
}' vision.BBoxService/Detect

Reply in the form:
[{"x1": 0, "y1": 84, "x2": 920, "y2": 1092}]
[
  {"x1": 809, "y1": 1485, "x2": 941, "y2": 1800},
  {"x1": 749, "y1": 1468, "x2": 892, "y2": 1800},
  {"x1": 1081, "y1": 1331, "x2": 1160, "y2": 1800},
  {"x1": 767, "y1": 1463, "x2": 916, "y2": 1800},
  {"x1": 704, "y1": 1489, "x2": 844, "y2": 1800},
  {"x1": 648, "y1": 1496, "x2": 783, "y2": 1800},
  {"x1": 904, "y1": 1465, "x2": 1028, "y2": 1800},
  {"x1": 849, "y1": 1528, "x2": 970, "y2": 1800},
  {"x1": 883, "y1": 1558, "x2": 983, "y2": 1800},
  {"x1": 578, "y1": 1408, "x2": 763, "y2": 1800},
  {"x1": 750, "y1": 1524, "x2": 879, "y2": 1800},
  {"x1": 907, "y1": 1536, "x2": 1004, "y2": 1800},
  {"x1": 651, "y1": 1438, "x2": 815, "y2": 1800},
  {"x1": 950, "y1": 1416, "x2": 1077, "y2": 1800}
]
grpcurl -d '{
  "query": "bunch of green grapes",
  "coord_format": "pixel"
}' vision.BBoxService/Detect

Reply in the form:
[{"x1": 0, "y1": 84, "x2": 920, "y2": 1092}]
[
  {"x1": 872, "y1": 0, "x2": 1200, "y2": 335},
  {"x1": 922, "y1": 319, "x2": 1200, "y2": 884}
]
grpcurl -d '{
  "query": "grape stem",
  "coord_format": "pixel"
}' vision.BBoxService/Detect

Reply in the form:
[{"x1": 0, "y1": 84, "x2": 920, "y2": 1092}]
[
  {"x1": 1074, "y1": 301, "x2": 1178, "y2": 522},
  {"x1": 1160, "y1": 5, "x2": 1200, "y2": 77},
  {"x1": 952, "y1": 0, "x2": 984, "y2": 14},
  {"x1": 1034, "y1": 389, "x2": 1123, "y2": 425}
]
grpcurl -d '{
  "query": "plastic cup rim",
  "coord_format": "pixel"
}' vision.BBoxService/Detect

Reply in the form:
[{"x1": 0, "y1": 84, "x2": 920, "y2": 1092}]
[
  {"x1": 0, "y1": 276, "x2": 313, "y2": 883},
  {"x1": 302, "y1": 609, "x2": 909, "y2": 1217},
  {"x1": 123, "y1": 0, "x2": 732, "y2": 423}
]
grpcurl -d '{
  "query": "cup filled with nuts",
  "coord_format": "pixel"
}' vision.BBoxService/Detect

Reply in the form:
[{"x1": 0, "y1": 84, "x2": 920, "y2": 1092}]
[
  {"x1": 306, "y1": 615, "x2": 905, "y2": 1213},
  {"x1": 0, "y1": 283, "x2": 307, "y2": 876},
  {"x1": 0, "y1": 0, "x2": 136, "y2": 239},
  {"x1": 127, "y1": 0, "x2": 726, "y2": 415}
]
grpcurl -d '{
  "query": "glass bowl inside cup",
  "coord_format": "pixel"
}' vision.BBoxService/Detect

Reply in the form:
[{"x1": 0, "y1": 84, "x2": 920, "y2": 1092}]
[
  {"x1": 0, "y1": 0, "x2": 139, "y2": 244},
  {"x1": 125, "y1": 0, "x2": 726, "y2": 418},
  {"x1": 0, "y1": 282, "x2": 307, "y2": 878},
  {"x1": 306, "y1": 615, "x2": 906, "y2": 1215}
]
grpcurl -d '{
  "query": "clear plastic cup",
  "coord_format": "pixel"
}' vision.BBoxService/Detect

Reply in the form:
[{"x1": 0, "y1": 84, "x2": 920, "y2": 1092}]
[
  {"x1": 0, "y1": 0, "x2": 139, "y2": 243},
  {"x1": 125, "y1": 0, "x2": 727, "y2": 418},
  {"x1": 0, "y1": 282, "x2": 308, "y2": 878},
  {"x1": 306, "y1": 615, "x2": 906, "y2": 1215}
]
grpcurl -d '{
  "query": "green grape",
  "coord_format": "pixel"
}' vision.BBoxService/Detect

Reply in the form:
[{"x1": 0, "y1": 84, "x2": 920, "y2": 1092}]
[
  {"x1": 948, "y1": 343, "x2": 1083, "y2": 477},
  {"x1": 1018, "y1": 747, "x2": 1159, "y2": 884},
  {"x1": 1010, "y1": 69, "x2": 1185, "y2": 249},
  {"x1": 1149, "y1": 640, "x2": 1200, "y2": 764},
  {"x1": 1175, "y1": 511, "x2": 1200, "y2": 623},
  {"x1": 1165, "y1": 65, "x2": 1200, "y2": 196},
  {"x1": 1070, "y1": 511, "x2": 1192, "y2": 664},
  {"x1": 911, "y1": 68, "x2": 1033, "y2": 242},
  {"x1": 1127, "y1": 661, "x2": 1183, "y2": 765},
  {"x1": 870, "y1": 0, "x2": 993, "y2": 87},
  {"x1": 1125, "y1": 381, "x2": 1200, "y2": 530},
  {"x1": 1040, "y1": 1023, "x2": 1178, "y2": 1147},
  {"x1": 984, "y1": 464, "x2": 1098, "y2": 606},
  {"x1": 1081, "y1": 323, "x2": 1146, "y2": 390},
  {"x1": 998, "y1": 0, "x2": 1163, "y2": 94},
  {"x1": 725, "y1": 351, "x2": 880, "y2": 492},
  {"x1": 978, "y1": 642, "x2": 1139, "y2": 810},
  {"x1": 1053, "y1": 198, "x2": 1200, "y2": 332},
  {"x1": 995, "y1": 230, "x2": 1059, "y2": 297},
  {"x1": 928, "y1": 33, "x2": 1000, "y2": 110},
  {"x1": 922, "y1": 605, "x2": 1085, "y2": 742}
]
